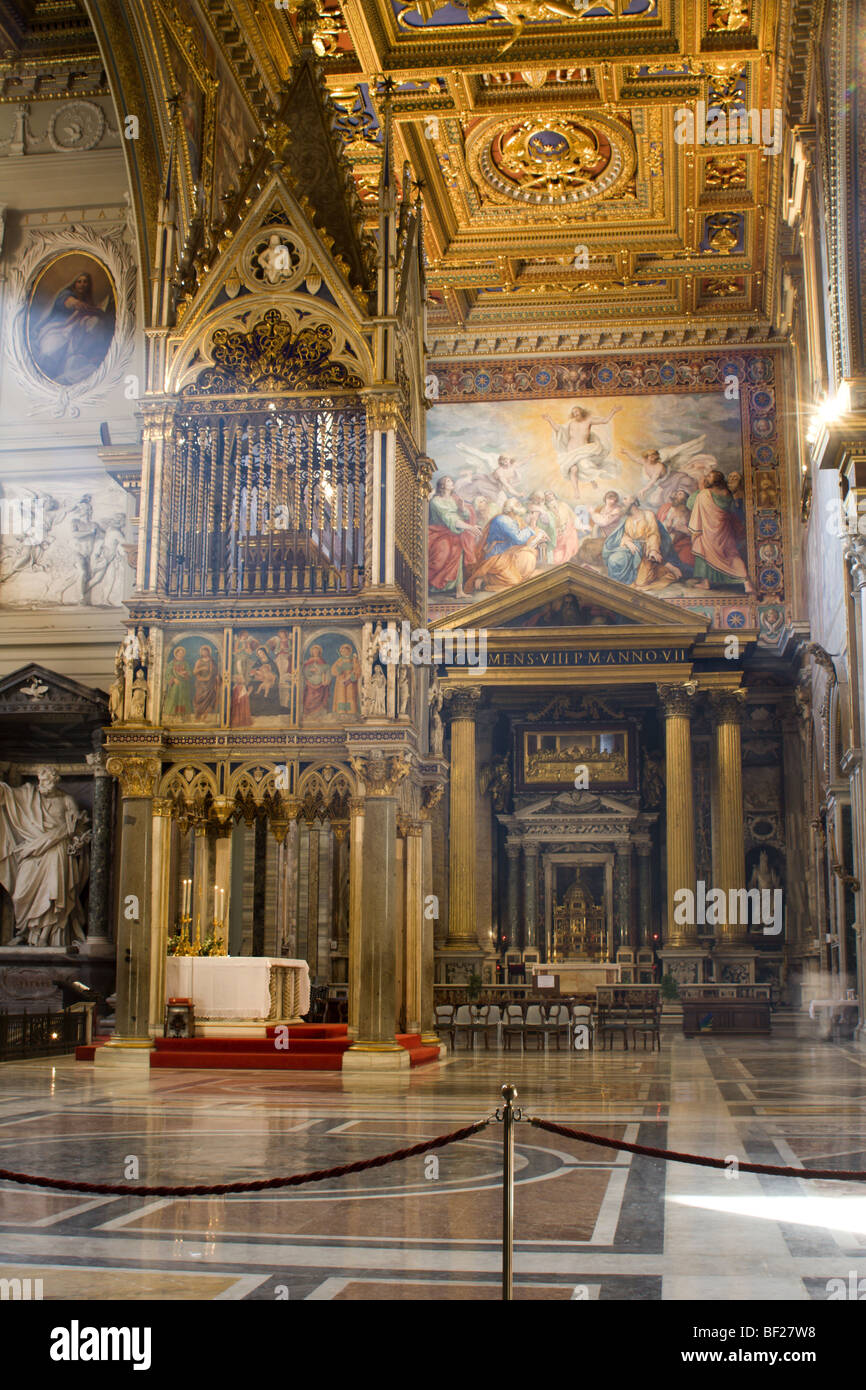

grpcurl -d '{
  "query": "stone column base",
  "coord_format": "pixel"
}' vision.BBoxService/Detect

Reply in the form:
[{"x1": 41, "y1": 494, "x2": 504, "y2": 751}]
[
  {"x1": 342, "y1": 1043, "x2": 411, "y2": 1073},
  {"x1": 710, "y1": 944, "x2": 756, "y2": 984},
  {"x1": 77, "y1": 938, "x2": 115, "y2": 959},
  {"x1": 94, "y1": 1037, "x2": 153, "y2": 1068},
  {"x1": 657, "y1": 945, "x2": 711, "y2": 987}
]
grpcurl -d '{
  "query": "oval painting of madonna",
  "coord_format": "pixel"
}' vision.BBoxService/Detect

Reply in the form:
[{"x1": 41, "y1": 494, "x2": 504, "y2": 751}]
[{"x1": 26, "y1": 252, "x2": 116, "y2": 387}]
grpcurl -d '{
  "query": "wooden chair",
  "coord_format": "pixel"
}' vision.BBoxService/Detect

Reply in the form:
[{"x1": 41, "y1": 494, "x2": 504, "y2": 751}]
[
  {"x1": 571, "y1": 1003, "x2": 593, "y2": 1051},
  {"x1": 502, "y1": 1003, "x2": 525, "y2": 1052},
  {"x1": 469, "y1": 1004, "x2": 492, "y2": 1050},
  {"x1": 596, "y1": 1001, "x2": 630, "y2": 1050},
  {"x1": 434, "y1": 1004, "x2": 456, "y2": 1049},
  {"x1": 544, "y1": 1003, "x2": 568, "y2": 1051},
  {"x1": 524, "y1": 1003, "x2": 546, "y2": 1051},
  {"x1": 631, "y1": 1003, "x2": 661, "y2": 1051}
]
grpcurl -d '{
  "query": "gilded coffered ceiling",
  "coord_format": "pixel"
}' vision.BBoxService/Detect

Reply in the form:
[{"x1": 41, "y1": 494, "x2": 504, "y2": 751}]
[{"x1": 0, "y1": 0, "x2": 801, "y2": 354}]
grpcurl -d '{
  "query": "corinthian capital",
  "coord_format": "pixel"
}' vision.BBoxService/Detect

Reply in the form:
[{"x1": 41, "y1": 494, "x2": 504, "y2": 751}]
[
  {"x1": 444, "y1": 685, "x2": 482, "y2": 721},
  {"x1": 706, "y1": 687, "x2": 747, "y2": 726},
  {"x1": 349, "y1": 751, "x2": 411, "y2": 797},
  {"x1": 656, "y1": 681, "x2": 697, "y2": 719},
  {"x1": 106, "y1": 755, "x2": 161, "y2": 799}
]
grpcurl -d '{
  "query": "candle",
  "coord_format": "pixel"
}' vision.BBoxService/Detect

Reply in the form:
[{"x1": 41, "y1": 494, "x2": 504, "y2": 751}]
[{"x1": 213, "y1": 883, "x2": 218, "y2": 919}]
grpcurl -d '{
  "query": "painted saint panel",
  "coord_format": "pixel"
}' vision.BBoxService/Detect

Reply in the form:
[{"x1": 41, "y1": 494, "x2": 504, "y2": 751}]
[
  {"x1": 301, "y1": 633, "x2": 361, "y2": 724},
  {"x1": 162, "y1": 634, "x2": 221, "y2": 725},
  {"x1": 427, "y1": 392, "x2": 749, "y2": 605},
  {"x1": 231, "y1": 627, "x2": 294, "y2": 726},
  {"x1": 26, "y1": 253, "x2": 115, "y2": 387}
]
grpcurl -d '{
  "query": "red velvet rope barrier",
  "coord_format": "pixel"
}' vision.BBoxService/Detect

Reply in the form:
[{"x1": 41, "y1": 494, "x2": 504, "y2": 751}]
[
  {"x1": 529, "y1": 1116, "x2": 866, "y2": 1181},
  {"x1": 0, "y1": 1120, "x2": 490, "y2": 1197}
]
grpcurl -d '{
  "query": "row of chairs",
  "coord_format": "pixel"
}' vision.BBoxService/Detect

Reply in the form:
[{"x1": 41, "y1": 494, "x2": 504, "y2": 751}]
[{"x1": 434, "y1": 1002, "x2": 593, "y2": 1052}]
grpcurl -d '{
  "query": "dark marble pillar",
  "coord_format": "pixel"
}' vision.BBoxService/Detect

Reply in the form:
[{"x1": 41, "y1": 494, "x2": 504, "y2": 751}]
[
  {"x1": 614, "y1": 844, "x2": 633, "y2": 952},
  {"x1": 506, "y1": 844, "x2": 520, "y2": 950},
  {"x1": 82, "y1": 749, "x2": 113, "y2": 956}
]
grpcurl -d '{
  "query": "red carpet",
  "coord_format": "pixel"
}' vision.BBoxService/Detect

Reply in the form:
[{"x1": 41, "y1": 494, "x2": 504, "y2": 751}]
[{"x1": 148, "y1": 1024, "x2": 439, "y2": 1071}]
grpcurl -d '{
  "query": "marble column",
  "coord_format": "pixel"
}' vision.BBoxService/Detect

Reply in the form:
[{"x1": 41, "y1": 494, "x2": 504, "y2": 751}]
[
  {"x1": 82, "y1": 749, "x2": 113, "y2": 956},
  {"x1": 280, "y1": 803, "x2": 300, "y2": 959},
  {"x1": 149, "y1": 798, "x2": 173, "y2": 1034},
  {"x1": 403, "y1": 819, "x2": 424, "y2": 1034},
  {"x1": 614, "y1": 844, "x2": 633, "y2": 952},
  {"x1": 506, "y1": 843, "x2": 520, "y2": 950},
  {"x1": 347, "y1": 796, "x2": 364, "y2": 1038},
  {"x1": 636, "y1": 841, "x2": 653, "y2": 948},
  {"x1": 101, "y1": 756, "x2": 161, "y2": 1061},
  {"x1": 306, "y1": 824, "x2": 320, "y2": 979},
  {"x1": 657, "y1": 683, "x2": 698, "y2": 947},
  {"x1": 192, "y1": 822, "x2": 210, "y2": 949},
  {"x1": 708, "y1": 689, "x2": 748, "y2": 945},
  {"x1": 211, "y1": 799, "x2": 234, "y2": 953},
  {"x1": 445, "y1": 687, "x2": 481, "y2": 949},
  {"x1": 420, "y1": 790, "x2": 440, "y2": 1045},
  {"x1": 344, "y1": 753, "x2": 410, "y2": 1071},
  {"x1": 523, "y1": 843, "x2": 539, "y2": 951},
  {"x1": 332, "y1": 821, "x2": 349, "y2": 982}
]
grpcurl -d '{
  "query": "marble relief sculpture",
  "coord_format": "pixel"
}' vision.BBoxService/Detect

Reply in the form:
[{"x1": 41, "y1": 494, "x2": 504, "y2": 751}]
[{"x1": 0, "y1": 767, "x2": 90, "y2": 948}]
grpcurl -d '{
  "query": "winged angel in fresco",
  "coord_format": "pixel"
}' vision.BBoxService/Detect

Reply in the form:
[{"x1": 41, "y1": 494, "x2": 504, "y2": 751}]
[{"x1": 397, "y1": 0, "x2": 595, "y2": 56}]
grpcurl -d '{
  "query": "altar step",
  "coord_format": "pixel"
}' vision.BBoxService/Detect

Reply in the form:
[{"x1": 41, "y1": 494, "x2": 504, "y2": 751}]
[{"x1": 149, "y1": 1025, "x2": 439, "y2": 1071}]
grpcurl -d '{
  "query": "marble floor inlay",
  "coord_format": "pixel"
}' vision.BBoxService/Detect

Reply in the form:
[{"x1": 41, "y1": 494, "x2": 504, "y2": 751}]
[{"x1": 2, "y1": 1024, "x2": 866, "y2": 1300}]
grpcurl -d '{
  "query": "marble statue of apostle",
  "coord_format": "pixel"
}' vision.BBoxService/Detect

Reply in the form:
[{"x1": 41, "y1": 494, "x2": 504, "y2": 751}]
[{"x1": 0, "y1": 766, "x2": 90, "y2": 948}]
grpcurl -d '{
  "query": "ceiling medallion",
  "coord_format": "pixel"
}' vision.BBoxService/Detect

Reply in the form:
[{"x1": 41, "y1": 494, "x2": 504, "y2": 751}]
[{"x1": 467, "y1": 115, "x2": 633, "y2": 207}]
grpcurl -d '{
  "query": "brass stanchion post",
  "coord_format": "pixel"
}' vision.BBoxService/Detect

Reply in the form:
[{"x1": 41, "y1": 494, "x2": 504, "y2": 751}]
[{"x1": 498, "y1": 1082, "x2": 520, "y2": 1300}]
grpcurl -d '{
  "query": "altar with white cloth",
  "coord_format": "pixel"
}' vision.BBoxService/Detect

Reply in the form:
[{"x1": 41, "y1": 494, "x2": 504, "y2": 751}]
[{"x1": 165, "y1": 957, "x2": 311, "y2": 1026}]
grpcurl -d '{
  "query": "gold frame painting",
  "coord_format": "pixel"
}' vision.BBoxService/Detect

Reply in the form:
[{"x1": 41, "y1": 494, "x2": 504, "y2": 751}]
[{"x1": 517, "y1": 722, "x2": 636, "y2": 791}]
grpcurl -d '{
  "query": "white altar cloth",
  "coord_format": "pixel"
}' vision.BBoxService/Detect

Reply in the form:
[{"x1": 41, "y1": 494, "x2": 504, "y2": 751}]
[{"x1": 165, "y1": 957, "x2": 311, "y2": 1022}]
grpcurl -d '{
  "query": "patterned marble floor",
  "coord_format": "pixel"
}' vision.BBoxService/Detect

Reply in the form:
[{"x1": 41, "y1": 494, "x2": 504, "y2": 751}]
[{"x1": 2, "y1": 1021, "x2": 866, "y2": 1301}]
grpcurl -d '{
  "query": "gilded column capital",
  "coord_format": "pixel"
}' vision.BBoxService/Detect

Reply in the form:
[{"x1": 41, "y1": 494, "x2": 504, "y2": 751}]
[
  {"x1": 106, "y1": 755, "x2": 160, "y2": 799},
  {"x1": 445, "y1": 686, "x2": 482, "y2": 721},
  {"x1": 210, "y1": 795, "x2": 237, "y2": 829},
  {"x1": 706, "y1": 688, "x2": 747, "y2": 726},
  {"x1": 349, "y1": 752, "x2": 411, "y2": 797},
  {"x1": 657, "y1": 681, "x2": 697, "y2": 719},
  {"x1": 348, "y1": 795, "x2": 366, "y2": 816},
  {"x1": 152, "y1": 796, "x2": 174, "y2": 818},
  {"x1": 416, "y1": 454, "x2": 436, "y2": 499},
  {"x1": 366, "y1": 396, "x2": 400, "y2": 432}
]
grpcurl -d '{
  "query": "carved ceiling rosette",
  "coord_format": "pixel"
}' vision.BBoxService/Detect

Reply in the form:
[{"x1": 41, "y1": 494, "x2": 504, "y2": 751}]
[{"x1": 465, "y1": 112, "x2": 635, "y2": 210}]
